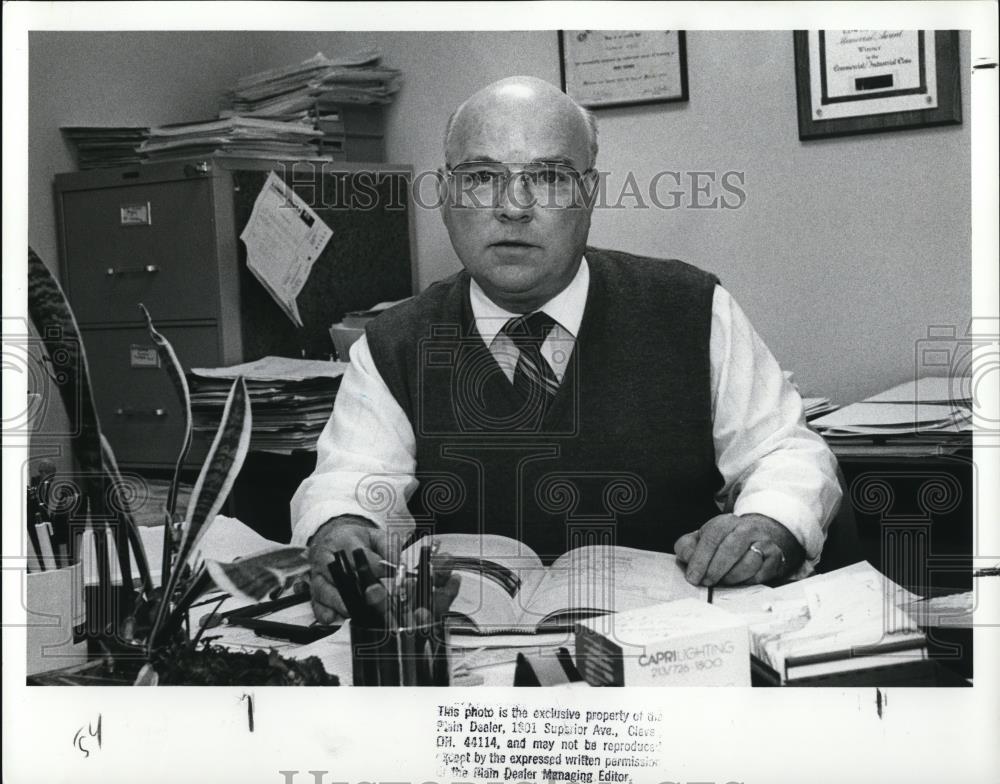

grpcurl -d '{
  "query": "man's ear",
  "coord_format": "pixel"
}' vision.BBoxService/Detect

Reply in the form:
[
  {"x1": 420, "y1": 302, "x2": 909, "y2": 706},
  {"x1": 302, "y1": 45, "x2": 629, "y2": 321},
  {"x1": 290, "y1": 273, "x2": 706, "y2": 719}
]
[
  {"x1": 436, "y1": 168, "x2": 451, "y2": 212},
  {"x1": 578, "y1": 169, "x2": 601, "y2": 210}
]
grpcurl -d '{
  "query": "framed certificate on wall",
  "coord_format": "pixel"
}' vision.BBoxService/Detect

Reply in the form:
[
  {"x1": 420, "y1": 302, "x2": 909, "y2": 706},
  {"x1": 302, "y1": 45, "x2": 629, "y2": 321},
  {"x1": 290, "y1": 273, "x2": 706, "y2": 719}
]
[
  {"x1": 559, "y1": 30, "x2": 688, "y2": 109},
  {"x1": 793, "y1": 30, "x2": 962, "y2": 140}
]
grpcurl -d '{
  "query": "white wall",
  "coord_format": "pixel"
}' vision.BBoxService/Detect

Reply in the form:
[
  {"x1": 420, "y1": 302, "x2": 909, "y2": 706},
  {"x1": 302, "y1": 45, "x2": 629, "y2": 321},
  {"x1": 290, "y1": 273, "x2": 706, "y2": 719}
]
[{"x1": 29, "y1": 30, "x2": 971, "y2": 405}]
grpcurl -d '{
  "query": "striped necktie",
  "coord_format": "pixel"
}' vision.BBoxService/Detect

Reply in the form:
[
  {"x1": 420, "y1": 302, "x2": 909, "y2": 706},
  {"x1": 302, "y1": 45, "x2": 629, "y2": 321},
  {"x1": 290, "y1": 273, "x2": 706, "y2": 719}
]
[{"x1": 501, "y1": 311, "x2": 560, "y2": 404}]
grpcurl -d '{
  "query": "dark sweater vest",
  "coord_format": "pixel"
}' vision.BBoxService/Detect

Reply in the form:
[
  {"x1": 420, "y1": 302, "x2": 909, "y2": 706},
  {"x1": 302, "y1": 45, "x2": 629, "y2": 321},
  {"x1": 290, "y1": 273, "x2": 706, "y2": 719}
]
[{"x1": 366, "y1": 247, "x2": 723, "y2": 563}]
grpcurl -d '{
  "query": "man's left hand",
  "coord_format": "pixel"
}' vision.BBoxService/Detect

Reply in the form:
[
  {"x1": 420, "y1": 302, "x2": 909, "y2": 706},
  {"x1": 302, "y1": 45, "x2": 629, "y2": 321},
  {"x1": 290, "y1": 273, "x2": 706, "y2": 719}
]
[{"x1": 674, "y1": 513, "x2": 804, "y2": 586}]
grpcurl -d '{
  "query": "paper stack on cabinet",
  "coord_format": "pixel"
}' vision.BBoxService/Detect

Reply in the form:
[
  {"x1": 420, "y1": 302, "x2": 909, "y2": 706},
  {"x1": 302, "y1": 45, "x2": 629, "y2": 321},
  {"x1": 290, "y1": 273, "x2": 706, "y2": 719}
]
[
  {"x1": 219, "y1": 51, "x2": 399, "y2": 160},
  {"x1": 811, "y1": 376, "x2": 972, "y2": 441},
  {"x1": 138, "y1": 116, "x2": 328, "y2": 162},
  {"x1": 189, "y1": 357, "x2": 348, "y2": 453},
  {"x1": 61, "y1": 126, "x2": 150, "y2": 169},
  {"x1": 220, "y1": 50, "x2": 401, "y2": 118}
]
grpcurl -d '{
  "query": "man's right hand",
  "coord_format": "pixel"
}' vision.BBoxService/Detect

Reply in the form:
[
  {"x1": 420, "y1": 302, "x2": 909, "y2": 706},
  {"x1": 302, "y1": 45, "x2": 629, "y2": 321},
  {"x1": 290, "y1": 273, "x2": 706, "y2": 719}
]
[{"x1": 306, "y1": 515, "x2": 395, "y2": 624}]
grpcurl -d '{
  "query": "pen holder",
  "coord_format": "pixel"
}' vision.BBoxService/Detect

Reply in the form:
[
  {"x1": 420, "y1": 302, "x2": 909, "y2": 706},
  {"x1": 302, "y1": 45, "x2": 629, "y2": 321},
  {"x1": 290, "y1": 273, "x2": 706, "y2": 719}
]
[
  {"x1": 350, "y1": 619, "x2": 450, "y2": 686},
  {"x1": 26, "y1": 562, "x2": 88, "y2": 676}
]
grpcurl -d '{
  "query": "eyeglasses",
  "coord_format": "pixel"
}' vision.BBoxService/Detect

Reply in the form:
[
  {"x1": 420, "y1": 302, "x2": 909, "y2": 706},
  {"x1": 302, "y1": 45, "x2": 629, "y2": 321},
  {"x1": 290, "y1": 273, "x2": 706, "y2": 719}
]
[{"x1": 445, "y1": 161, "x2": 594, "y2": 209}]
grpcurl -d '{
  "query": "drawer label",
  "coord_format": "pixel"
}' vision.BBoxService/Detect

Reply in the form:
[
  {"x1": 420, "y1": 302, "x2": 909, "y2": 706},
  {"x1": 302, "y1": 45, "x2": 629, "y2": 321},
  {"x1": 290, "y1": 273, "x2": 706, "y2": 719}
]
[
  {"x1": 129, "y1": 345, "x2": 160, "y2": 368},
  {"x1": 120, "y1": 202, "x2": 152, "y2": 226}
]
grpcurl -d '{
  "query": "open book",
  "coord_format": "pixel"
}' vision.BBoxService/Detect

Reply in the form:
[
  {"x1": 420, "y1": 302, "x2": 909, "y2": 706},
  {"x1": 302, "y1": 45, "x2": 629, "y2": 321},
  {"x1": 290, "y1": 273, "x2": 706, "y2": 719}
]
[{"x1": 403, "y1": 534, "x2": 706, "y2": 634}]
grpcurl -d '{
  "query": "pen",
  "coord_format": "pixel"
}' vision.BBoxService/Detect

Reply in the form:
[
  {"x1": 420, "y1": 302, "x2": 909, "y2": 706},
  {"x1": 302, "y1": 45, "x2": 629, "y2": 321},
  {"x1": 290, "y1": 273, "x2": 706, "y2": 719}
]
[
  {"x1": 378, "y1": 559, "x2": 410, "y2": 579},
  {"x1": 353, "y1": 549, "x2": 377, "y2": 588},
  {"x1": 233, "y1": 617, "x2": 340, "y2": 644},
  {"x1": 26, "y1": 482, "x2": 43, "y2": 563},
  {"x1": 199, "y1": 590, "x2": 311, "y2": 628},
  {"x1": 416, "y1": 544, "x2": 432, "y2": 613},
  {"x1": 412, "y1": 606, "x2": 434, "y2": 684},
  {"x1": 27, "y1": 532, "x2": 40, "y2": 573},
  {"x1": 35, "y1": 518, "x2": 57, "y2": 571},
  {"x1": 35, "y1": 461, "x2": 65, "y2": 552},
  {"x1": 328, "y1": 555, "x2": 366, "y2": 621}
]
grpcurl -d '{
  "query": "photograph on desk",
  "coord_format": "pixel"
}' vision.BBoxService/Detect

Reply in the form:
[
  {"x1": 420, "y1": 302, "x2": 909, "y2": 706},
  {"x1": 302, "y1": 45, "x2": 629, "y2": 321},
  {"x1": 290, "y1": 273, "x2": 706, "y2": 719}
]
[{"x1": 5, "y1": 4, "x2": 998, "y2": 784}]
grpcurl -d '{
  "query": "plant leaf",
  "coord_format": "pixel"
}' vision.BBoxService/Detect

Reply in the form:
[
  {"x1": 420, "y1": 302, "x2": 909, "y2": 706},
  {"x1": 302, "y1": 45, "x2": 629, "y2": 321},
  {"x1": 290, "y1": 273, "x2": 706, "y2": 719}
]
[
  {"x1": 100, "y1": 434, "x2": 154, "y2": 598},
  {"x1": 28, "y1": 248, "x2": 134, "y2": 616},
  {"x1": 137, "y1": 304, "x2": 192, "y2": 519},
  {"x1": 134, "y1": 663, "x2": 160, "y2": 686},
  {"x1": 27, "y1": 249, "x2": 104, "y2": 508},
  {"x1": 158, "y1": 564, "x2": 214, "y2": 643},
  {"x1": 205, "y1": 547, "x2": 311, "y2": 602},
  {"x1": 138, "y1": 304, "x2": 193, "y2": 587},
  {"x1": 148, "y1": 377, "x2": 251, "y2": 651},
  {"x1": 177, "y1": 376, "x2": 251, "y2": 564}
]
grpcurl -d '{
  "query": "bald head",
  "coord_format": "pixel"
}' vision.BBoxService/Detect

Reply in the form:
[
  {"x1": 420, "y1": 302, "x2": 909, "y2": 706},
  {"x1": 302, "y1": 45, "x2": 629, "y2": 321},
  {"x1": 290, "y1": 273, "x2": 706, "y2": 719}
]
[{"x1": 444, "y1": 76, "x2": 598, "y2": 169}]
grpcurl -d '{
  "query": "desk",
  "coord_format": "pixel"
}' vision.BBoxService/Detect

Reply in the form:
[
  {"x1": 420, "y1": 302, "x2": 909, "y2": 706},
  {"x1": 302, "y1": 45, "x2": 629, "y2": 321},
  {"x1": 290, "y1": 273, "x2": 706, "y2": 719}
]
[
  {"x1": 184, "y1": 595, "x2": 569, "y2": 687},
  {"x1": 179, "y1": 587, "x2": 971, "y2": 688}
]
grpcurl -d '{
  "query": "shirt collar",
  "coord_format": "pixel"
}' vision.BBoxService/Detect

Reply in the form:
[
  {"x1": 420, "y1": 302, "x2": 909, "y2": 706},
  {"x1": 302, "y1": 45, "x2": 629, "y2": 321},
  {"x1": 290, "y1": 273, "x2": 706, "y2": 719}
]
[{"x1": 469, "y1": 255, "x2": 590, "y2": 345}]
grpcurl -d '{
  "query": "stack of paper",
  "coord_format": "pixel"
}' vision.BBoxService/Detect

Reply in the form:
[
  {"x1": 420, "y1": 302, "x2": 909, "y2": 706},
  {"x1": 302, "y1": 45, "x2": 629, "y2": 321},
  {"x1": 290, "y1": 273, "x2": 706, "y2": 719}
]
[
  {"x1": 802, "y1": 396, "x2": 837, "y2": 420},
  {"x1": 329, "y1": 297, "x2": 410, "y2": 359},
  {"x1": 138, "y1": 116, "x2": 327, "y2": 162},
  {"x1": 713, "y1": 562, "x2": 926, "y2": 683},
  {"x1": 61, "y1": 126, "x2": 149, "y2": 169},
  {"x1": 219, "y1": 51, "x2": 402, "y2": 119},
  {"x1": 188, "y1": 357, "x2": 348, "y2": 453},
  {"x1": 811, "y1": 376, "x2": 972, "y2": 441},
  {"x1": 219, "y1": 51, "x2": 399, "y2": 159}
]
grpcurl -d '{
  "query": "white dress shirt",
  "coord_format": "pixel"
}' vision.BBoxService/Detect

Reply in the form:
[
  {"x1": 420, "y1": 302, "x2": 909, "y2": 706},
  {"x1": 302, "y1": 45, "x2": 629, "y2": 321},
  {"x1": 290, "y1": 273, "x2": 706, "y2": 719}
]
[{"x1": 290, "y1": 258, "x2": 842, "y2": 577}]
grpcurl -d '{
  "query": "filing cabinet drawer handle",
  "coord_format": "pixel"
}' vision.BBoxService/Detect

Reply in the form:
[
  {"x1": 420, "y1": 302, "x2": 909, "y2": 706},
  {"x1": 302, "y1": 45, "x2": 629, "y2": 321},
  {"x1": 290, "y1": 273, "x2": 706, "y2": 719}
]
[
  {"x1": 115, "y1": 407, "x2": 167, "y2": 418},
  {"x1": 106, "y1": 264, "x2": 160, "y2": 277}
]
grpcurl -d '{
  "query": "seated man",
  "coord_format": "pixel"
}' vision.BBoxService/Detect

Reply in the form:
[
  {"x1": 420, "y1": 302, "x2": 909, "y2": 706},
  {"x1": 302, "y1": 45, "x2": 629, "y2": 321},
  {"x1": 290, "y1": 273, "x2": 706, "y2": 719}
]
[{"x1": 291, "y1": 76, "x2": 842, "y2": 623}]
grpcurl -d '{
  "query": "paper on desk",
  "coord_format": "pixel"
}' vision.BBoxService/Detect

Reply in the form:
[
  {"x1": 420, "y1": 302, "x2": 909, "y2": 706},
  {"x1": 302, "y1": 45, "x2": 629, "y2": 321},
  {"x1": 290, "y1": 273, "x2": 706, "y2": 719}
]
[
  {"x1": 206, "y1": 545, "x2": 311, "y2": 601},
  {"x1": 903, "y1": 591, "x2": 974, "y2": 628},
  {"x1": 710, "y1": 563, "x2": 924, "y2": 668},
  {"x1": 811, "y1": 402, "x2": 971, "y2": 435},
  {"x1": 240, "y1": 171, "x2": 333, "y2": 328},
  {"x1": 81, "y1": 514, "x2": 279, "y2": 587},
  {"x1": 448, "y1": 631, "x2": 574, "y2": 649},
  {"x1": 191, "y1": 355, "x2": 348, "y2": 381},
  {"x1": 865, "y1": 376, "x2": 972, "y2": 405}
]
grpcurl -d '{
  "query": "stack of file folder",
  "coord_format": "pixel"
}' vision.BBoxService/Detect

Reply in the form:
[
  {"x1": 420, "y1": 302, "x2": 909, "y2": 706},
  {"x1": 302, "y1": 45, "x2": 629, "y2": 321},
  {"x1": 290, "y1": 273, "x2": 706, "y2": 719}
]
[
  {"x1": 810, "y1": 376, "x2": 972, "y2": 446},
  {"x1": 219, "y1": 50, "x2": 399, "y2": 159},
  {"x1": 188, "y1": 357, "x2": 349, "y2": 453},
  {"x1": 219, "y1": 50, "x2": 401, "y2": 119},
  {"x1": 61, "y1": 126, "x2": 149, "y2": 169},
  {"x1": 713, "y1": 561, "x2": 929, "y2": 685},
  {"x1": 801, "y1": 396, "x2": 837, "y2": 420},
  {"x1": 138, "y1": 116, "x2": 327, "y2": 162}
]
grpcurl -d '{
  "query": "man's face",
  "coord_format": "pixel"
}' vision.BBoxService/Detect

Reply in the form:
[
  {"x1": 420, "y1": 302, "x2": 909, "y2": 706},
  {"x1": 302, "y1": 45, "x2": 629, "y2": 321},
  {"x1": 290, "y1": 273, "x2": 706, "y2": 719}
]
[{"x1": 440, "y1": 93, "x2": 595, "y2": 314}]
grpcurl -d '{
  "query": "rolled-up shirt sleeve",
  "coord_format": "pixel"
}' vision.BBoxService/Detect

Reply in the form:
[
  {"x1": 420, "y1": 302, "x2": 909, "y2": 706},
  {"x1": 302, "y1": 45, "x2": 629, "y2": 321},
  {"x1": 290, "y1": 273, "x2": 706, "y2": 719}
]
[
  {"x1": 710, "y1": 286, "x2": 842, "y2": 578},
  {"x1": 289, "y1": 334, "x2": 418, "y2": 546}
]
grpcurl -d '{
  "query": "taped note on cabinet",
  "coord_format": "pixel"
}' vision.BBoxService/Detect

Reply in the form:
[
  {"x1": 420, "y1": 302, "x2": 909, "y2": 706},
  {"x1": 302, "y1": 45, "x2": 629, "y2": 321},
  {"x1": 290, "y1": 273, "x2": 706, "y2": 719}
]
[{"x1": 240, "y1": 171, "x2": 333, "y2": 328}]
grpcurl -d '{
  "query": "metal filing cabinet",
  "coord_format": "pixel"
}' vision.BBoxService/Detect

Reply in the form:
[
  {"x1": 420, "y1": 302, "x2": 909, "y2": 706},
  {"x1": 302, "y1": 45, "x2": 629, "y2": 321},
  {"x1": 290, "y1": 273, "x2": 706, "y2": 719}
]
[{"x1": 55, "y1": 158, "x2": 416, "y2": 470}]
